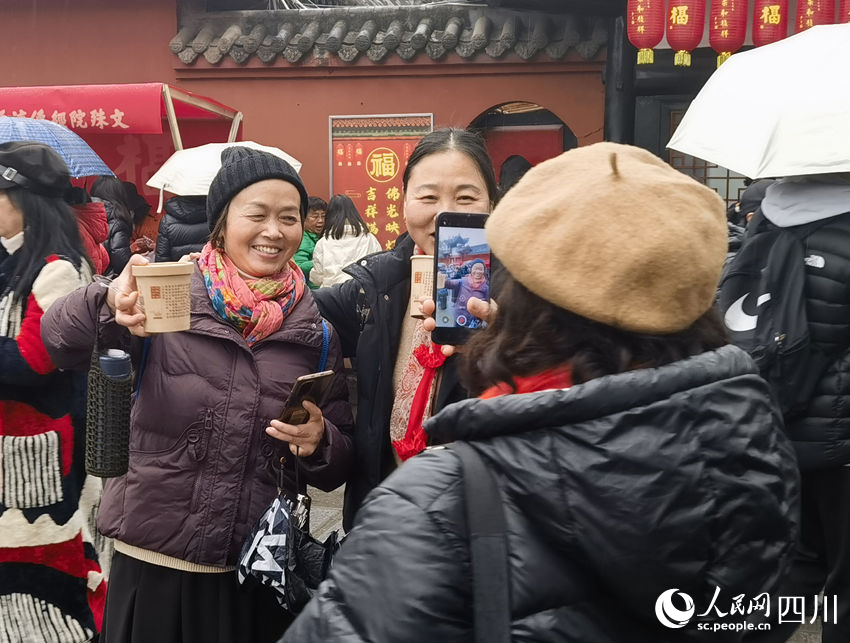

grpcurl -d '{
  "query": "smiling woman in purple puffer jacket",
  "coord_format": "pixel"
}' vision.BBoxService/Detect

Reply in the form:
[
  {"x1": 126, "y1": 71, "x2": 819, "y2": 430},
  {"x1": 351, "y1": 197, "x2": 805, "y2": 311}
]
[{"x1": 41, "y1": 146, "x2": 354, "y2": 643}]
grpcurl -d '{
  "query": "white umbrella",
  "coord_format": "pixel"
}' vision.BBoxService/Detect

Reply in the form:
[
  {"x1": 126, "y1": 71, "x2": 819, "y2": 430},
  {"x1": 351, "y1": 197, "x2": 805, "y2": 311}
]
[
  {"x1": 667, "y1": 24, "x2": 850, "y2": 179},
  {"x1": 146, "y1": 141, "x2": 302, "y2": 209}
]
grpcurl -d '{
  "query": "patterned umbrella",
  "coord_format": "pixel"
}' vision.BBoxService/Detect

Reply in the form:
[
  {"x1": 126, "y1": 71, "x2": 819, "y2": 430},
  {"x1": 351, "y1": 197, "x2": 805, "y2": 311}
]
[
  {"x1": 238, "y1": 490, "x2": 341, "y2": 613},
  {"x1": 0, "y1": 116, "x2": 113, "y2": 178}
]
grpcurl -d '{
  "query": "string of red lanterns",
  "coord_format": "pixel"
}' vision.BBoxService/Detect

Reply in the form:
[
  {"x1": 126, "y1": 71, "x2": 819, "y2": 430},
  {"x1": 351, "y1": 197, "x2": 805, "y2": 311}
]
[{"x1": 625, "y1": 0, "x2": 848, "y2": 65}]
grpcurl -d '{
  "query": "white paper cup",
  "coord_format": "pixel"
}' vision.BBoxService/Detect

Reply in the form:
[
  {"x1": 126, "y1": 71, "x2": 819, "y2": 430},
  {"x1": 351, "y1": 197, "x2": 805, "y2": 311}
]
[
  {"x1": 131, "y1": 262, "x2": 195, "y2": 333},
  {"x1": 409, "y1": 255, "x2": 434, "y2": 319}
]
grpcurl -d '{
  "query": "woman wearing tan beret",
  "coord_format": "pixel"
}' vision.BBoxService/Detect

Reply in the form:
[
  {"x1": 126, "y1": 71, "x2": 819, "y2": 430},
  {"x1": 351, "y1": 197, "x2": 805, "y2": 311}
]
[{"x1": 284, "y1": 142, "x2": 799, "y2": 642}]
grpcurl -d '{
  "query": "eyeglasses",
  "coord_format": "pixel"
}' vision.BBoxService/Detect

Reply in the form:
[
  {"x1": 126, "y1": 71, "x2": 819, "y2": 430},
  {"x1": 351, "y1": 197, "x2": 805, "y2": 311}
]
[{"x1": 306, "y1": 211, "x2": 325, "y2": 220}]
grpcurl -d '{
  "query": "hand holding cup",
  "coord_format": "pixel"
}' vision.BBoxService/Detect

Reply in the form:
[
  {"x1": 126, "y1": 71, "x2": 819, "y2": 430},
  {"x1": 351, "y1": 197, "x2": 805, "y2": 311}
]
[{"x1": 108, "y1": 254, "x2": 150, "y2": 337}]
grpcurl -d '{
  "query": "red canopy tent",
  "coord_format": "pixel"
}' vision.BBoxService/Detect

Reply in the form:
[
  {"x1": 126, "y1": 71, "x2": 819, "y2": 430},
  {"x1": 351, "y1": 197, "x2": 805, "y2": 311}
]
[{"x1": 0, "y1": 82, "x2": 243, "y2": 239}]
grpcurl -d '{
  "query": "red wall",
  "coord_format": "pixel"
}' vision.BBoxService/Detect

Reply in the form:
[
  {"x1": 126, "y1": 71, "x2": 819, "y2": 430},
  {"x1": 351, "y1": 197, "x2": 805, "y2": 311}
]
[
  {"x1": 0, "y1": 1, "x2": 177, "y2": 86},
  {"x1": 178, "y1": 65, "x2": 605, "y2": 198},
  {"x1": 484, "y1": 126, "x2": 569, "y2": 179},
  {"x1": 2, "y1": 1, "x2": 605, "y2": 200}
]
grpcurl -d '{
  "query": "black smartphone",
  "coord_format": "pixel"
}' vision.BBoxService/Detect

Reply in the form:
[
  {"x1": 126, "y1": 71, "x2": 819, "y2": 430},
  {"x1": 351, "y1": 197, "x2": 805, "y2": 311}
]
[
  {"x1": 278, "y1": 370, "x2": 335, "y2": 424},
  {"x1": 432, "y1": 211, "x2": 491, "y2": 345}
]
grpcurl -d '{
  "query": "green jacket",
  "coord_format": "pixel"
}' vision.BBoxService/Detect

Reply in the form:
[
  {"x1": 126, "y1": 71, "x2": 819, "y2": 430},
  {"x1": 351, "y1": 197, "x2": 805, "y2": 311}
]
[{"x1": 294, "y1": 230, "x2": 320, "y2": 289}]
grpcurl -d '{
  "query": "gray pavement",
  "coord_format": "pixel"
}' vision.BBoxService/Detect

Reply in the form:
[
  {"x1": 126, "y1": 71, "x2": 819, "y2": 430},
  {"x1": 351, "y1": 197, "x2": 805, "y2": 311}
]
[{"x1": 308, "y1": 484, "x2": 345, "y2": 542}]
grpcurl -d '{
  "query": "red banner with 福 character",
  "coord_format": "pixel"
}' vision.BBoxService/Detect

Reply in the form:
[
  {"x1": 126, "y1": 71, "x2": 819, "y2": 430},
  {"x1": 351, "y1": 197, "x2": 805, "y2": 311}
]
[{"x1": 330, "y1": 115, "x2": 433, "y2": 251}]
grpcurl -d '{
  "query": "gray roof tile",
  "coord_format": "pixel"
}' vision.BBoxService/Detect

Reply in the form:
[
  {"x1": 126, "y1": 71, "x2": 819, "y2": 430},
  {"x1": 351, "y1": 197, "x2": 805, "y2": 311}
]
[{"x1": 172, "y1": 7, "x2": 607, "y2": 67}]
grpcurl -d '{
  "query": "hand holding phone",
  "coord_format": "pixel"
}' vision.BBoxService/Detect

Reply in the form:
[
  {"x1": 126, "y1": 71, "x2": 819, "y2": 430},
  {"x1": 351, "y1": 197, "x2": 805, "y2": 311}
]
[
  {"x1": 267, "y1": 400, "x2": 325, "y2": 457},
  {"x1": 277, "y1": 370, "x2": 335, "y2": 424},
  {"x1": 266, "y1": 370, "x2": 335, "y2": 457},
  {"x1": 431, "y1": 212, "x2": 491, "y2": 345}
]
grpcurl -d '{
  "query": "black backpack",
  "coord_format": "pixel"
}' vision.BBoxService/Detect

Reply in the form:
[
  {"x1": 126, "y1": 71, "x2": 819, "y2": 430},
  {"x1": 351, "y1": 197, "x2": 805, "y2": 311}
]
[{"x1": 717, "y1": 211, "x2": 831, "y2": 418}]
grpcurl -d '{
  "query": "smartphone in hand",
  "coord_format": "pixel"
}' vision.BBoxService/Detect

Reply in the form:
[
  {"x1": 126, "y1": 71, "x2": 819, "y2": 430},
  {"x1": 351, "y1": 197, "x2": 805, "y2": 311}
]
[
  {"x1": 278, "y1": 370, "x2": 335, "y2": 424},
  {"x1": 431, "y1": 212, "x2": 491, "y2": 345}
]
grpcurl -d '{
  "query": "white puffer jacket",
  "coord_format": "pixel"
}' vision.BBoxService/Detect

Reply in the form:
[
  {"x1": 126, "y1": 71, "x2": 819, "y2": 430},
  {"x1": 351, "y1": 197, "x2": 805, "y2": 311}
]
[{"x1": 310, "y1": 225, "x2": 382, "y2": 287}]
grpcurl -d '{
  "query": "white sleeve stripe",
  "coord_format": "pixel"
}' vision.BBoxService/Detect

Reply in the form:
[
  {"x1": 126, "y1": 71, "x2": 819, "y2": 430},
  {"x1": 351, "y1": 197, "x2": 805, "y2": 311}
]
[{"x1": 30, "y1": 260, "x2": 88, "y2": 314}]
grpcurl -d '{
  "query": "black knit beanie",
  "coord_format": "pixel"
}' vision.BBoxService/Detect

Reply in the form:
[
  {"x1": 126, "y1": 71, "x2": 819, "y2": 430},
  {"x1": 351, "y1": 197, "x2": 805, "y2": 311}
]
[{"x1": 206, "y1": 146, "x2": 309, "y2": 231}]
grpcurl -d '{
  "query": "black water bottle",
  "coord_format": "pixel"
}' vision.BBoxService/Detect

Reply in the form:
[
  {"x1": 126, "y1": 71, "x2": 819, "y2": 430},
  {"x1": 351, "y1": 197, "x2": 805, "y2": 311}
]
[{"x1": 85, "y1": 349, "x2": 132, "y2": 477}]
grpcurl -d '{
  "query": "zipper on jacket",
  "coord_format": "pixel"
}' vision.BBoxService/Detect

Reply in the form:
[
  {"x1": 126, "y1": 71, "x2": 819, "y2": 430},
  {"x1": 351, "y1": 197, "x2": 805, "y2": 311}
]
[{"x1": 190, "y1": 408, "x2": 213, "y2": 512}]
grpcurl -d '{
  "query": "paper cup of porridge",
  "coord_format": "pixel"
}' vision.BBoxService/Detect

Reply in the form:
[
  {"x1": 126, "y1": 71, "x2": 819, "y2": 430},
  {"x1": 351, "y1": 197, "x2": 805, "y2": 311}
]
[
  {"x1": 409, "y1": 255, "x2": 434, "y2": 319},
  {"x1": 131, "y1": 262, "x2": 195, "y2": 333}
]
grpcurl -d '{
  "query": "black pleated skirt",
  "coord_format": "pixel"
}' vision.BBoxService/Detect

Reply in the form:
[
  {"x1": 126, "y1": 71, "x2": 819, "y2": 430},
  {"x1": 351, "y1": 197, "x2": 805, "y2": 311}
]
[{"x1": 101, "y1": 552, "x2": 293, "y2": 643}]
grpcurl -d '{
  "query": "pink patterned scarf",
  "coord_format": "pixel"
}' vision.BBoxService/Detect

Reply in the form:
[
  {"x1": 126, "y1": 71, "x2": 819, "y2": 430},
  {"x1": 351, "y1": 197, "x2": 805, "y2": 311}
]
[{"x1": 197, "y1": 242, "x2": 305, "y2": 346}]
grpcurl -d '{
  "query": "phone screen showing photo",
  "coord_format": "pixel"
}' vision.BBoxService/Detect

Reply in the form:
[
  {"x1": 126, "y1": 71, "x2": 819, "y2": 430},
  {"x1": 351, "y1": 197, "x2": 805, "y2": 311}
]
[{"x1": 435, "y1": 225, "x2": 491, "y2": 331}]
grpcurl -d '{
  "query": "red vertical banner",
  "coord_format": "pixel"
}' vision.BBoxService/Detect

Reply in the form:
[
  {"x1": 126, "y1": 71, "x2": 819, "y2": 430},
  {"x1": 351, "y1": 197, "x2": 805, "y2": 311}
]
[
  {"x1": 330, "y1": 115, "x2": 433, "y2": 251},
  {"x1": 795, "y1": 0, "x2": 835, "y2": 32},
  {"x1": 627, "y1": 0, "x2": 666, "y2": 64},
  {"x1": 753, "y1": 0, "x2": 789, "y2": 46},
  {"x1": 666, "y1": 0, "x2": 706, "y2": 67},
  {"x1": 709, "y1": 0, "x2": 747, "y2": 66}
]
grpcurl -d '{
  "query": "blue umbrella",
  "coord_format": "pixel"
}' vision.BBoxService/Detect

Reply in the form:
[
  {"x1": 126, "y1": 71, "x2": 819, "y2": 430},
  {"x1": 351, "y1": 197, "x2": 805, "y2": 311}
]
[{"x1": 0, "y1": 116, "x2": 113, "y2": 178}]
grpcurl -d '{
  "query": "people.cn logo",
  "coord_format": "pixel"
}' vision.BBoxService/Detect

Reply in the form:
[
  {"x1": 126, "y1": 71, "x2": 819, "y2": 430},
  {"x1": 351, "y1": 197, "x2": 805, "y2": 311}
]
[{"x1": 655, "y1": 589, "x2": 695, "y2": 629}]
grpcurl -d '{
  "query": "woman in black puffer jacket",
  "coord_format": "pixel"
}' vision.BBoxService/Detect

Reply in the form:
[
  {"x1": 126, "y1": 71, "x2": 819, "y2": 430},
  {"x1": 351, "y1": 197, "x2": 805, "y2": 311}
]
[
  {"x1": 155, "y1": 195, "x2": 209, "y2": 263},
  {"x1": 283, "y1": 143, "x2": 800, "y2": 643},
  {"x1": 91, "y1": 176, "x2": 151, "y2": 274}
]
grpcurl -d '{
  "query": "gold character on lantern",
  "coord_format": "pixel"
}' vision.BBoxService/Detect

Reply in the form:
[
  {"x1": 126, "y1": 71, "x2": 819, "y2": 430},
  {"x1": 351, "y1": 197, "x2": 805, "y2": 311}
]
[
  {"x1": 385, "y1": 221, "x2": 401, "y2": 236},
  {"x1": 386, "y1": 186, "x2": 401, "y2": 201},
  {"x1": 365, "y1": 204, "x2": 378, "y2": 219},
  {"x1": 386, "y1": 204, "x2": 399, "y2": 219},
  {"x1": 761, "y1": 5, "x2": 782, "y2": 25},
  {"x1": 367, "y1": 186, "x2": 377, "y2": 202},
  {"x1": 670, "y1": 6, "x2": 689, "y2": 25}
]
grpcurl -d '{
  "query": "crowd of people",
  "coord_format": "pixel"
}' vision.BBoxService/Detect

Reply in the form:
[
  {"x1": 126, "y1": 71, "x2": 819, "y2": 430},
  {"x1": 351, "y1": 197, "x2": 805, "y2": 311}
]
[{"x1": 1, "y1": 124, "x2": 847, "y2": 643}]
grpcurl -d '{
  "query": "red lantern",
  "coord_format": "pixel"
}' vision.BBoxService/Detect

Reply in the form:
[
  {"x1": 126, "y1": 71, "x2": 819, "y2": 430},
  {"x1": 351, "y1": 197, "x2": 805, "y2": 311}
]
[
  {"x1": 753, "y1": 0, "x2": 788, "y2": 46},
  {"x1": 666, "y1": 0, "x2": 705, "y2": 67},
  {"x1": 627, "y1": 0, "x2": 665, "y2": 64},
  {"x1": 709, "y1": 0, "x2": 747, "y2": 67},
  {"x1": 841, "y1": 0, "x2": 850, "y2": 23},
  {"x1": 796, "y1": 0, "x2": 835, "y2": 32}
]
